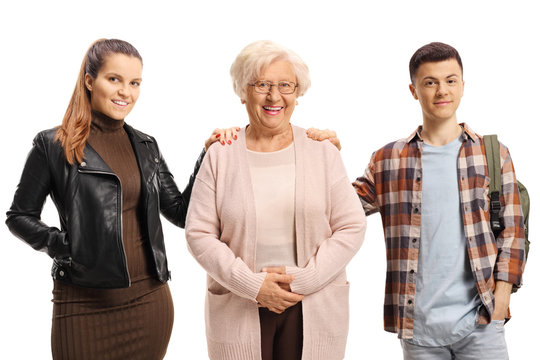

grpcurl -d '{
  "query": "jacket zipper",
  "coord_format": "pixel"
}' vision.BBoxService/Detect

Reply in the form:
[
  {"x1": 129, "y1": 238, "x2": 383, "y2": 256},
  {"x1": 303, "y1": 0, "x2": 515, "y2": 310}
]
[{"x1": 78, "y1": 169, "x2": 131, "y2": 287}]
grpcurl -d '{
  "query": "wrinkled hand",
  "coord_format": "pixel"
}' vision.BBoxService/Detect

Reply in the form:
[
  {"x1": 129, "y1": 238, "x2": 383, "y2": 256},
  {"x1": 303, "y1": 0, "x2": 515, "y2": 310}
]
[
  {"x1": 205, "y1": 127, "x2": 241, "y2": 151},
  {"x1": 306, "y1": 128, "x2": 341, "y2": 151},
  {"x1": 256, "y1": 272, "x2": 304, "y2": 314},
  {"x1": 262, "y1": 266, "x2": 291, "y2": 291}
]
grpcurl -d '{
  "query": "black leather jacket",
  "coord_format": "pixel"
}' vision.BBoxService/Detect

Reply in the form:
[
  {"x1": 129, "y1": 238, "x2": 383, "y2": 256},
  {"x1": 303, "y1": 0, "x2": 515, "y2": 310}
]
[{"x1": 6, "y1": 124, "x2": 204, "y2": 288}]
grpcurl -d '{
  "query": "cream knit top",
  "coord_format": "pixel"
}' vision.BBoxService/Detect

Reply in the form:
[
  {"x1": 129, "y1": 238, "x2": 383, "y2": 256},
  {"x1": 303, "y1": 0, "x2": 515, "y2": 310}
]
[{"x1": 247, "y1": 143, "x2": 297, "y2": 272}]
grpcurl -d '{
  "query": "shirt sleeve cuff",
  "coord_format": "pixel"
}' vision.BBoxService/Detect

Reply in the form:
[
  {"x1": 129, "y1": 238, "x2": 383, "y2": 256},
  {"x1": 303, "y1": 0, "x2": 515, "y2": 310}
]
[
  {"x1": 230, "y1": 260, "x2": 267, "y2": 302},
  {"x1": 286, "y1": 265, "x2": 320, "y2": 295}
]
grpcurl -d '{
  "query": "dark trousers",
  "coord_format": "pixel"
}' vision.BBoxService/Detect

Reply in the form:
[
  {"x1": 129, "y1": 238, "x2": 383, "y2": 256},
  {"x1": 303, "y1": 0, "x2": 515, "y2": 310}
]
[{"x1": 259, "y1": 302, "x2": 303, "y2": 360}]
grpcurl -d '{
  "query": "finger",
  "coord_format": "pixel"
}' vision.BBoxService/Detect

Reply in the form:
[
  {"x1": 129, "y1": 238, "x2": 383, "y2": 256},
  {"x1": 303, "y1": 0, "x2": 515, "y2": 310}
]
[
  {"x1": 283, "y1": 292, "x2": 304, "y2": 302},
  {"x1": 278, "y1": 283, "x2": 291, "y2": 291},
  {"x1": 281, "y1": 299, "x2": 301, "y2": 308},
  {"x1": 321, "y1": 129, "x2": 335, "y2": 140},
  {"x1": 270, "y1": 273, "x2": 294, "y2": 284},
  {"x1": 312, "y1": 130, "x2": 322, "y2": 139},
  {"x1": 275, "y1": 297, "x2": 303, "y2": 313},
  {"x1": 231, "y1": 127, "x2": 239, "y2": 141},
  {"x1": 270, "y1": 287, "x2": 303, "y2": 303},
  {"x1": 205, "y1": 129, "x2": 222, "y2": 150},
  {"x1": 213, "y1": 128, "x2": 226, "y2": 145},
  {"x1": 329, "y1": 137, "x2": 342, "y2": 151},
  {"x1": 270, "y1": 307, "x2": 284, "y2": 314},
  {"x1": 275, "y1": 287, "x2": 304, "y2": 302},
  {"x1": 306, "y1": 128, "x2": 320, "y2": 139},
  {"x1": 224, "y1": 128, "x2": 232, "y2": 145},
  {"x1": 263, "y1": 266, "x2": 286, "y2": 274}
]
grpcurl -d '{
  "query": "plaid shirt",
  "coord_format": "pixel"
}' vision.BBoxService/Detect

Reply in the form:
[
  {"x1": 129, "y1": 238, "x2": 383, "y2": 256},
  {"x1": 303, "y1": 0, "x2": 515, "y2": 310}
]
[{"x1": 353, "y1": 123, "x2": 526, "y2": 339}]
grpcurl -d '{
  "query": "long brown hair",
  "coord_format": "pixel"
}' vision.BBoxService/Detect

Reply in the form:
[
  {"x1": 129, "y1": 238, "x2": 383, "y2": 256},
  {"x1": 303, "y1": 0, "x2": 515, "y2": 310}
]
[{"x1": 55, "y1": 39, "x2": 142, "y2": 164}]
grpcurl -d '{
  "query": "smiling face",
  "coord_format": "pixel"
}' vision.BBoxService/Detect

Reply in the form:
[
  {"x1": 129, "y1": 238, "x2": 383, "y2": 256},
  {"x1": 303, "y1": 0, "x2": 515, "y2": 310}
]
[
  {"x1": 409, "y1": 59, "x2": 464, "y2": 124},
  {"x1": 85, "y1": 53, "x2": 142, "y2": 120},
  {"x1": 243, "y1": 60, "x2": 297, "y2": 135}
]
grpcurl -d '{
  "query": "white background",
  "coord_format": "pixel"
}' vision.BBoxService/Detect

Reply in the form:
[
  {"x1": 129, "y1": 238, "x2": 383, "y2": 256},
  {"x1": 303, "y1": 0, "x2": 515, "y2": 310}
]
[{"x1": 1, "y1": 0, "x2": 538, "y2": 359}]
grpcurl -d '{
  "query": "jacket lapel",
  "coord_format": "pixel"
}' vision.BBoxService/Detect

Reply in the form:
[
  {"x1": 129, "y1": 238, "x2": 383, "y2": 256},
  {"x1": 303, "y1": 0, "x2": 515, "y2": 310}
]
[
  {"x1": 123, "y1": 124, "x2": 159, "y2": 185},
  {"x1": 80, "y1": 144, "x2": 114, "y2": 173}
]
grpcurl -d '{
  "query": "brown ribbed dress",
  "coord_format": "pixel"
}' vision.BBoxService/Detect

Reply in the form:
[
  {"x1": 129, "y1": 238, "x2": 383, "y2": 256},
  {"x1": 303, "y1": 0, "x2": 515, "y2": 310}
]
[{"x1": 51, "y1": 113, "x2": 174, "y2": 360}]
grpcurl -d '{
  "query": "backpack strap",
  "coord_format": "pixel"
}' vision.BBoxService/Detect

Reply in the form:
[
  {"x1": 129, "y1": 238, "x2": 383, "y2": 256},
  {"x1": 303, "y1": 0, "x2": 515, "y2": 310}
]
[{"x1": 484, "y1": 134, "x2": 504, "y2": 235}]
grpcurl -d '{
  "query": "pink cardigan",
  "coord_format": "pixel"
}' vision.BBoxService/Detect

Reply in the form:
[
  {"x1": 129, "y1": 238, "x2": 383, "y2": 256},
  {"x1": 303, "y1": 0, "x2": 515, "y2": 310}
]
[{"x1": 185, "y1": 125, "x2": 367, "y2": 360}]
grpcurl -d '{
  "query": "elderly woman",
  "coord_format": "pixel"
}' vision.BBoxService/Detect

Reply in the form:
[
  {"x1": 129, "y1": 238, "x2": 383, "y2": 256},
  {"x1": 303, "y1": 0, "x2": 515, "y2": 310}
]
[{"x1": 185, "y1": 40, "x2": 366, "y2": 360}]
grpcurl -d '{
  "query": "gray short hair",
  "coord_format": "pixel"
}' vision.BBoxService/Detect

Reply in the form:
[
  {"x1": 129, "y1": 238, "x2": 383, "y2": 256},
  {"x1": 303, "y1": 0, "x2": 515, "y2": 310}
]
[{"x1": 230, "y1": 40, "x2": 311, "y2": 99}]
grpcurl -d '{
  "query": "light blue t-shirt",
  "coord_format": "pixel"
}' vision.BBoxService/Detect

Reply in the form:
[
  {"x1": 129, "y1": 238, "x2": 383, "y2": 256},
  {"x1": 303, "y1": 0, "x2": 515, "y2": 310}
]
[{"x1": 408, "y1": 137, "x2": 482, "y2": 346}]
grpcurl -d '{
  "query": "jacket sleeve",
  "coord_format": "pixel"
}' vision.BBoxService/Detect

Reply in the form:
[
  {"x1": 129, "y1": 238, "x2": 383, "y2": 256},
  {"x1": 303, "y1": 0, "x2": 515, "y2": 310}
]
[
  {"x1": 353, "y1": 152, "x2": 380, "y2": 216},
  {"x1": 493, "y1": 144, "x2": 526, "y2": 288},
  {"x1": 5, "y1": 132, "x2": 69, "y2": 258},
  {"x1": 286, "y1": 149, "x2": 367, "y2": 295},
  {"x1": 158, "y1": 147, "x2": 206, "y2": 229},
  {"x1": 185, "y1": 150, "x2": 266, "y2": 302}
]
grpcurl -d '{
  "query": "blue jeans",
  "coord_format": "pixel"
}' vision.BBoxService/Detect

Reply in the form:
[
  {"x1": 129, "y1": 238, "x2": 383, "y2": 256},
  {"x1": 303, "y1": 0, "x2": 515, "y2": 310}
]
[{"x1": 401, "y1": 320, "x2": 508, "y2": 360}]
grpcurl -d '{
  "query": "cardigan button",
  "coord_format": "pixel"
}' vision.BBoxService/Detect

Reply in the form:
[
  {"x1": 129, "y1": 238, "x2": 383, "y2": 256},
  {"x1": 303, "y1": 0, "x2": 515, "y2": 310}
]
[
  {"x1": 58, "y1": 270, "x2": 65, "y2": 277},
  {"x1": 80, "y1": 162, "x2": 86, "y2": 167},
  {"x1": 154, "y1": 158, "x2": 159, "y2": 163}
]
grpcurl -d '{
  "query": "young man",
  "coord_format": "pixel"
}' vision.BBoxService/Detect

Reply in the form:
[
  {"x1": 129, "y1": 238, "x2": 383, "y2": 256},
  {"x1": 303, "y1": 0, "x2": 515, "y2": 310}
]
[
  {"x1": 355, "y1": 42, "x2": 525, "y2": 359},
  {"x1": 309, "y1": 42, "x2": 525, "y2": 359}
]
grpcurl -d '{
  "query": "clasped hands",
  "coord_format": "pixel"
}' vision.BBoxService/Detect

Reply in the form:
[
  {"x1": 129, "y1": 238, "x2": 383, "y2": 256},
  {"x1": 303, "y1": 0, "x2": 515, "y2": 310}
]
[{"x1": 256, "y1": 266, "x2": 304, "y2": 314}]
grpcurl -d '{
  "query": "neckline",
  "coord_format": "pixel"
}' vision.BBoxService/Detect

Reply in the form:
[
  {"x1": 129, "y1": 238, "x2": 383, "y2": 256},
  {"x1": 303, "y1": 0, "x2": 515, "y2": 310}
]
[
  {"x1": 422, "y1": 136, "x2": 462, "y2": 150},
  {"x1": 246, "y1": 142, "x2": 294, "y2": 155},
  {"x1": 91, "y1": 110, "x2": 125, "y2": 133}
]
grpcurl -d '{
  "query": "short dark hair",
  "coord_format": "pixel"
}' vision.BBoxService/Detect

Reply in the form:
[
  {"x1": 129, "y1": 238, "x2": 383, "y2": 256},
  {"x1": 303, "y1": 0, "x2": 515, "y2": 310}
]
[{"x1": 409, "y1": 42, "x2": 463, "y2": 84}]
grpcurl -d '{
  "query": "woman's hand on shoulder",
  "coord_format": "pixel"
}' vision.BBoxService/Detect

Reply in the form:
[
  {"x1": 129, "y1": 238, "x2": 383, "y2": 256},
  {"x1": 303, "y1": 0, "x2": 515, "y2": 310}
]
[
  {"x1": 205, "y1": 127, "x2": 241, "y2": 151},
  {"x1": 306, "y1": 128, "x2": 341, "y2": 151}
]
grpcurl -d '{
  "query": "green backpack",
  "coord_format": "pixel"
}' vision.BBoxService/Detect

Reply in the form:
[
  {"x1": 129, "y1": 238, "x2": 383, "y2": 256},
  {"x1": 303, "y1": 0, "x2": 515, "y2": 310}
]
[{"x1": 484, "y1": 135, "x2": 530, "y2": 264}]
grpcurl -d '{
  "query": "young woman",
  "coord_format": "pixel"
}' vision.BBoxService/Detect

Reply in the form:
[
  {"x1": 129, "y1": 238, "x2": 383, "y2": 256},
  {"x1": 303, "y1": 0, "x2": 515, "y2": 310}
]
[{"x1": 5, "y1": 38, "x2": 236, "y2": 360}]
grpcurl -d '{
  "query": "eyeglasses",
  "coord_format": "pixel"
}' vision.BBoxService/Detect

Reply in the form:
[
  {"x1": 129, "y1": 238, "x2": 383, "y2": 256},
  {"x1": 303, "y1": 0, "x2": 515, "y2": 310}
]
[{"x1": 248, "y1": 81, "x2": 297, "y2": 95}]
